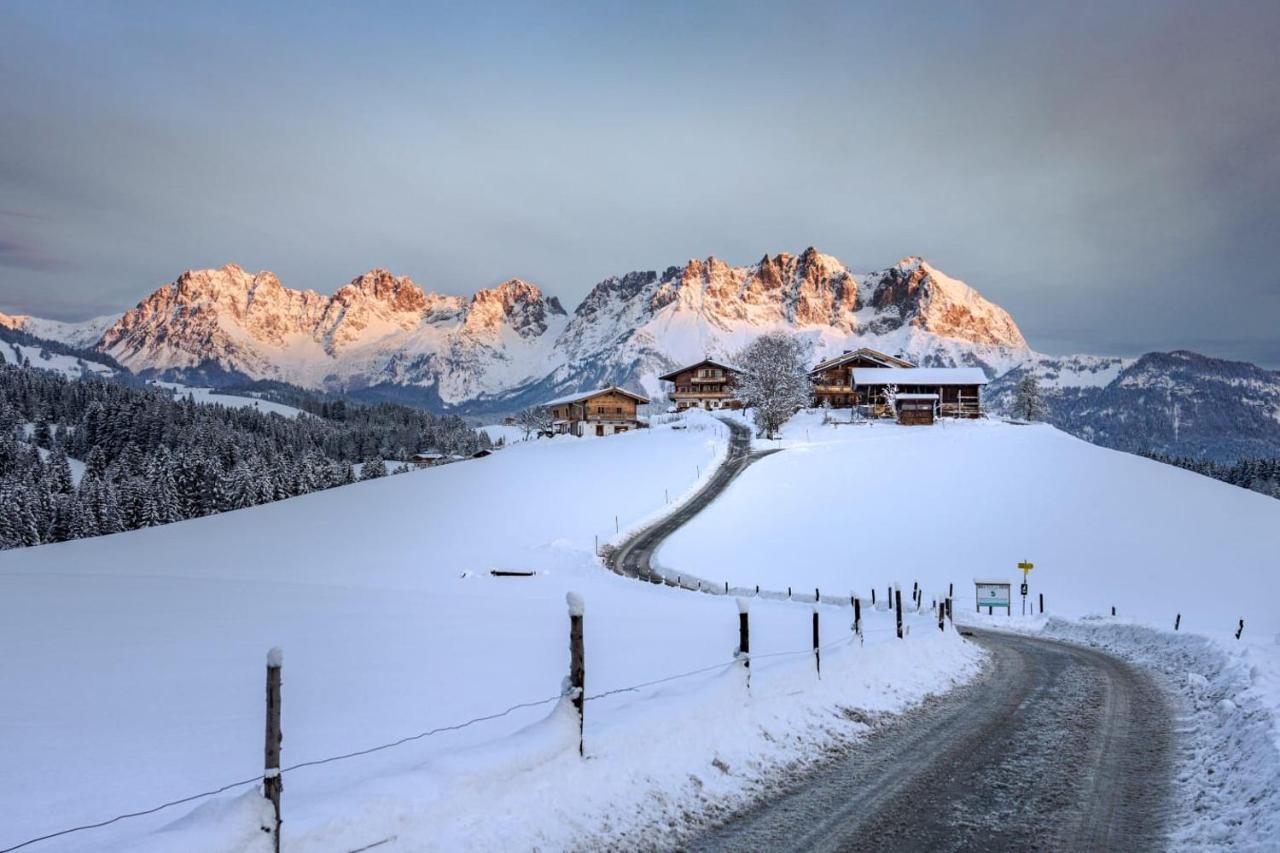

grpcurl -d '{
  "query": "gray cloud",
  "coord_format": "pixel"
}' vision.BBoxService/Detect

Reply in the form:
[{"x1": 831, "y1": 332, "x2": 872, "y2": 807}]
[{"x1": 0, "y1": 1, "x2": 1276, "y2": 366}]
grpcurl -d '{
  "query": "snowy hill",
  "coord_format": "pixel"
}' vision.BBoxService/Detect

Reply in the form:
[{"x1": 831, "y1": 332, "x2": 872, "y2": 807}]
[
  {"x1": 0, "y1": 413, "x2": 976, "y2": 852},
  {"x1": 0, "y1": 310, "x2": 116, "y2": 349},
  {"x1": 662, "y1": 413, "x2": 1280, "y2": 638}
]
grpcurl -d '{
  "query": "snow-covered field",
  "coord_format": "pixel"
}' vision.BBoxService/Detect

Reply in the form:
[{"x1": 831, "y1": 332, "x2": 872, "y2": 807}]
[
  {"x1": 668, "y1": 411, "x2": 1280, "y2": 641},
  {"x1": 152, "y1": 382, "x2": 304, "y2": 418},
  {"x1": 0, "y1": 411, "x2": 979, "y2": 852},
  {"x1": 1, "y1": 340, "x2": 115, "y2": 381}
]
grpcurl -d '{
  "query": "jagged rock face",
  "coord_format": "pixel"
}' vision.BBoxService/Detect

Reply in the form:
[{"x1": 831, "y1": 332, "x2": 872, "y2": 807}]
[
  {"x1": 86, "y1": 249, "x2": 1030, "y2": 408},
  {"x1": 98, "y1": 264, "x2": 567, "y2": 400}
]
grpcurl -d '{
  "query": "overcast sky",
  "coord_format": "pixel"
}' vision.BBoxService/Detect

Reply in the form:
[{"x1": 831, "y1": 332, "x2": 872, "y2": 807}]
[{"x1": 1, "y1": 1, "x2": 1277, "y2": 364}]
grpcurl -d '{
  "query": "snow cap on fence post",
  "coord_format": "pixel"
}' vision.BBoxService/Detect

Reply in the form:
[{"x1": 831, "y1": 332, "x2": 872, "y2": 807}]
[
  {"x1": 267, "y1": 646, "x2": 283, "y2": 668},
  {"x1": 736, "y1": 596, "x2": 750, "y2": 614},
  {"x1": 566, "y1": 591, "x2": 585, "y2": 617}
]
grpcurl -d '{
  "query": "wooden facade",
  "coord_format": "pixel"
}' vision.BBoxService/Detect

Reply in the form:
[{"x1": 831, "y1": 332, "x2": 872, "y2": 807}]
[
  {"x1": 658, "y1": 359, "x2": 743, "y2": 411},
  {"x1": 853, "y1": 367, "x2": 988, "y2": 419},
  {"x1": 809, "y1": 348, "x2": 916, "y2": 408},
  {"x1": 546, "y1": 386, "x2": 649, "y2": 437},
  {"x1": 895, "y1": 393, "x2": 937, "y2": 426}
]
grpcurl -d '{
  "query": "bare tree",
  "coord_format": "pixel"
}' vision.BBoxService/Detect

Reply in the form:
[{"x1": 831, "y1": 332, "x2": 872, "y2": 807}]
[
  {"x1": 515, "y1": 405, "x2": 554, "y2": 439},
  {"x1": 732, "y1": 333, "x2": 812, "y2": 438},
  {"x1": 881, "y1": 383, "x2": 899, "y2": 419}
]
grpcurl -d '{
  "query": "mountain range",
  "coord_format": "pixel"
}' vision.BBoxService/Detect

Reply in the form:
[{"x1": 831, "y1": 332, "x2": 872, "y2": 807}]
[{"x1": 3, "y1": 247, "x2": 1278, "y2": 461}]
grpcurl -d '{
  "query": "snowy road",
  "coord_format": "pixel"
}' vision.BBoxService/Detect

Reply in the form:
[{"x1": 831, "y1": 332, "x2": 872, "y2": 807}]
[
  {"x1": 692, "y1": 629, "x2": 1172, "y2": 852},
  {"x1": 610, "y1": 416, "x2": 778, "y2": 583}
]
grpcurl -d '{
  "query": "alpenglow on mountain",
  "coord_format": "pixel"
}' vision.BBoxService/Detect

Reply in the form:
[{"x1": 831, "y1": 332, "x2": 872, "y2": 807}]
[{"x1": 79, "y1": 248, "x2": 1030, "y2": 411}]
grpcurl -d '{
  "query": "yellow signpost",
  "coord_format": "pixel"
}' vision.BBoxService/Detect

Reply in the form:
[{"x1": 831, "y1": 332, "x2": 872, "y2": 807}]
[{"x1": 1018, "y1": 561, "x2": 1034, "y2": 614}]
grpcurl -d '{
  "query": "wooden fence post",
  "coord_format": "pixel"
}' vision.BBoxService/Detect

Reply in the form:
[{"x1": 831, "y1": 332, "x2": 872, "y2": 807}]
[
  {"x1": 737, "y1": 598, "x2": 750, "y2": 689},
  {"x1": 755, "y1": 584, "x2": 760, "y2": 596},
  {"x1": 812, "y1": 608, "x2": 821, "y2": 677},
  {"x1": 1111, "y1": 606, "x2": 1116, "y2": 617},
  {"x1": 895, "y1": 586, "x2": 904, "y2": 639},
  {"x1": 1038, "y1": 593, "x2": 1044, "y2": 614},
  {"x1": 946, "y1": 597, "x2": 953, "y2": 624},
  {"x1": 815, "y1": 587, "x2": 820, "y2": 603},
  {"x1": 871, "y1": 587, "x2": 876, "y2": 606},
  {"x1": 725, "y1": 581, "x2": 729, "y2": 594},
  {"x1": 853, "y1": 596, "x2": 862, "y2": 636},
  {"x1": 263, "y1": 647, "x2": 283, "y2": 853},
  {"x1": 1236, "y1": 619, "x2": 1245, "y2": 640},
  {"x1": 787, "y1": 586, "x2": 792, "y2": 600},
  {"x1": 938, "y1": 602, "x2": 945, "y2": 631},
  {"x1": 1174, "y1": 613, "x2": 1181, "y2": 631},
  {"x1": 567, "y1": 592, "x2": 585, "y2": 756}
]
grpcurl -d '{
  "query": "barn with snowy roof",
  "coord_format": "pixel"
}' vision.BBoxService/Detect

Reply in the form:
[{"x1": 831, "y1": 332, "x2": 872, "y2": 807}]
[{"x1": 544, "y1": 386, "x2": 649, "y2": 437}]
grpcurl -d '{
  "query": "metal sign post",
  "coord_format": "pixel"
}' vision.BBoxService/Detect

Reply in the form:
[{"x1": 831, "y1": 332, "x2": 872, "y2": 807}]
[{"x1": 1018, "y1": 561, "x2": 1034, "y2": 616}]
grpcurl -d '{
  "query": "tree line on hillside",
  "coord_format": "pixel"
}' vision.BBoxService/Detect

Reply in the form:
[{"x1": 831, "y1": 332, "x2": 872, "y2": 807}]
[
  {"x1": 0, "y1": 364, "x2": 492, "y2": 551},
  {"x1": 1139, "y1": 451, "x2": 1280, "y2": 501}
]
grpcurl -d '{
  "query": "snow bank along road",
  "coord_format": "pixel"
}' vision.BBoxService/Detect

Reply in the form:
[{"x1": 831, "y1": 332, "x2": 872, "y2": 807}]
[
  {"x1": 609, "y1": 416, "x2": 777, "y2": 583},
  {"x1": 695, "y1": 628, "x2": 1172, "y2": 852}
]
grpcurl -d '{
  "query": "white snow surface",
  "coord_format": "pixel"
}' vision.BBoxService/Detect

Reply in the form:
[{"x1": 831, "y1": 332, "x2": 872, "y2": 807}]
[
  {"x1": 662, "y1": 412, "x2": 1280, "y2": 640},
  {"x1": 0, "y1": 409, "x2": 980, "y2": 852},
  {"x1": 152, "y1": 382, "x2": 304, "y2": 418},
  {"x1": 1, "y1": 340, "x2": 116, "y2": 380},
  {"x1": 0, "y1": 311, "x2": 116, "y2": 348}
]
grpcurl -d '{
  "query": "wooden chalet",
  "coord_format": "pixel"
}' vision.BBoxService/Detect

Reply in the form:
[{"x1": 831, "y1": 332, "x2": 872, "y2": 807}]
[
  {"x1": 658, "y1": 359, "x2": 743, "y2": 411},
  {"x1": 852, "y1": 367, "x2": 988, "y2": 419},
  {"x1": 809, "y1": 348, "x2": 916, "y2": 408},
  {"x1": 544, "y1": 386, "x2": 649, "y2": 437}
]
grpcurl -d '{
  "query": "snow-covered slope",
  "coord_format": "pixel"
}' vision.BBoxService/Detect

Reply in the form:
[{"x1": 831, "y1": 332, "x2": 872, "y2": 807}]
[
  {"x1": 0, "y1": 338, "x2": 117, "y2": 381},
  {"x1": 663, "y1": 413, "x2": 1280, "y2": 638},
  {"x1": 549, "y1": 251, "x2": 1029, "y2": 400},
  {"x1": 0, "y1": 310, "x2": 116, "y2": 348},
  {"x1": 0, "y1": 412, "x2": 978, "y2": 852},
  {"x1": 987, "y1": 350, "x2": 1280, "y2": 462}
]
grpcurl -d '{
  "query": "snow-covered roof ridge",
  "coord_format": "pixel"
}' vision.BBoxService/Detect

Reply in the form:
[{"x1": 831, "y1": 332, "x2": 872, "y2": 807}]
[
  {"x1": 852, "y1": 367, "x2": 989, "y2": 385},
  {"x1": 810, "y1": 347, "x2": 916, "y2": 373},
  {"x1": 543, "y1": 385, "x2": 650, "y2": 407},
  {"x1": 657, "y1": 358, "x2": 743, "y2": 381}
]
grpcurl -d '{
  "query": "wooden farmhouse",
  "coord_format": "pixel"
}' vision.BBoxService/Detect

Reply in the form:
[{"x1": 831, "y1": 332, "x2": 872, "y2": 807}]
[
  {"x1": 658, "y1": 359, "x2": 743, "y2": 411},
  {"x1": 809, "y1": 348, "x2": 916, "y2": 408},
  {"x1": 544, "y1": 386, "x2": 649, "y2": 437},
  {"x1": 852, "y1": 367, "x2": 989, "y2": 419}
]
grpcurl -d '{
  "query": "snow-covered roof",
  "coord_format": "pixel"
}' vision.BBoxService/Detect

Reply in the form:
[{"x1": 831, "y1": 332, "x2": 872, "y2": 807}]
[
  {"x1": 896, "y1": 393, "x2": 939, "y2": 400},
  {"x1": 543, "y1": 385, "x2": 650, "y2": 407},
  {"x1": 657, "y1": 359, "x2": 742, "y2": 381},
  {"x1": 973, "y1": 578, "x2": 1012, "y2": 585},
  {"x1": 852, "y1": 367, "x2": 989, "y2": 386},
  {"x1": 810, "y1": 348, "x2": 916, "y2": 374}
]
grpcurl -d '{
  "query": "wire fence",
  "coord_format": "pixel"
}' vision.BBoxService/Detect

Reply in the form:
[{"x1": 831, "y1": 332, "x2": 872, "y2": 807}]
[{"x1": 0, "y1": 612, "x2": 921, "y2": 853}]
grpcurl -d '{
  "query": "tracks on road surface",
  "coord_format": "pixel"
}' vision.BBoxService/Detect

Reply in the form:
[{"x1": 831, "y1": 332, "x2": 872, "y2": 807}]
[
  {"x1": 692, "y1": 629, "x2": 1172, "y2": 853},
  {"x1": 609, "y1": 417, "x2": 778, "y2": 585}
]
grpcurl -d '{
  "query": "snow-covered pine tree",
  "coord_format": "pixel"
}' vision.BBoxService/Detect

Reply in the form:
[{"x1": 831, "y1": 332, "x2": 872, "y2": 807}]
[
  {"x1": 1014, "y1": 374, "x2": 1047, "y2": 422},
  {"x1": 360, "y1": 457, "x2": 388, "y2": 480},
  {"x1": 732, "y1": 332, "x2": 812, "y2": 439}
]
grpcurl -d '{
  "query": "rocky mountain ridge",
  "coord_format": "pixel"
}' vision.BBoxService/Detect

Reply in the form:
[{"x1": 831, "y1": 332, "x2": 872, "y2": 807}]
[{"x1": 44, "y1": 249, "x2": 1027, "y2": 408}]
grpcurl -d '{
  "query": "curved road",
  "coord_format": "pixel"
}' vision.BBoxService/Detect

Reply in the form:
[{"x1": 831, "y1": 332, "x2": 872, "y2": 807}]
[
  {"x1": 609, "y1": 417, "x2": 778, "y2": 585},
  {"x1": 609, "y1": 415, "x2": 1173, "y2": 850},
  {"x1": 693, "y1": 629, "x2": 1172, "y2": 852}
]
